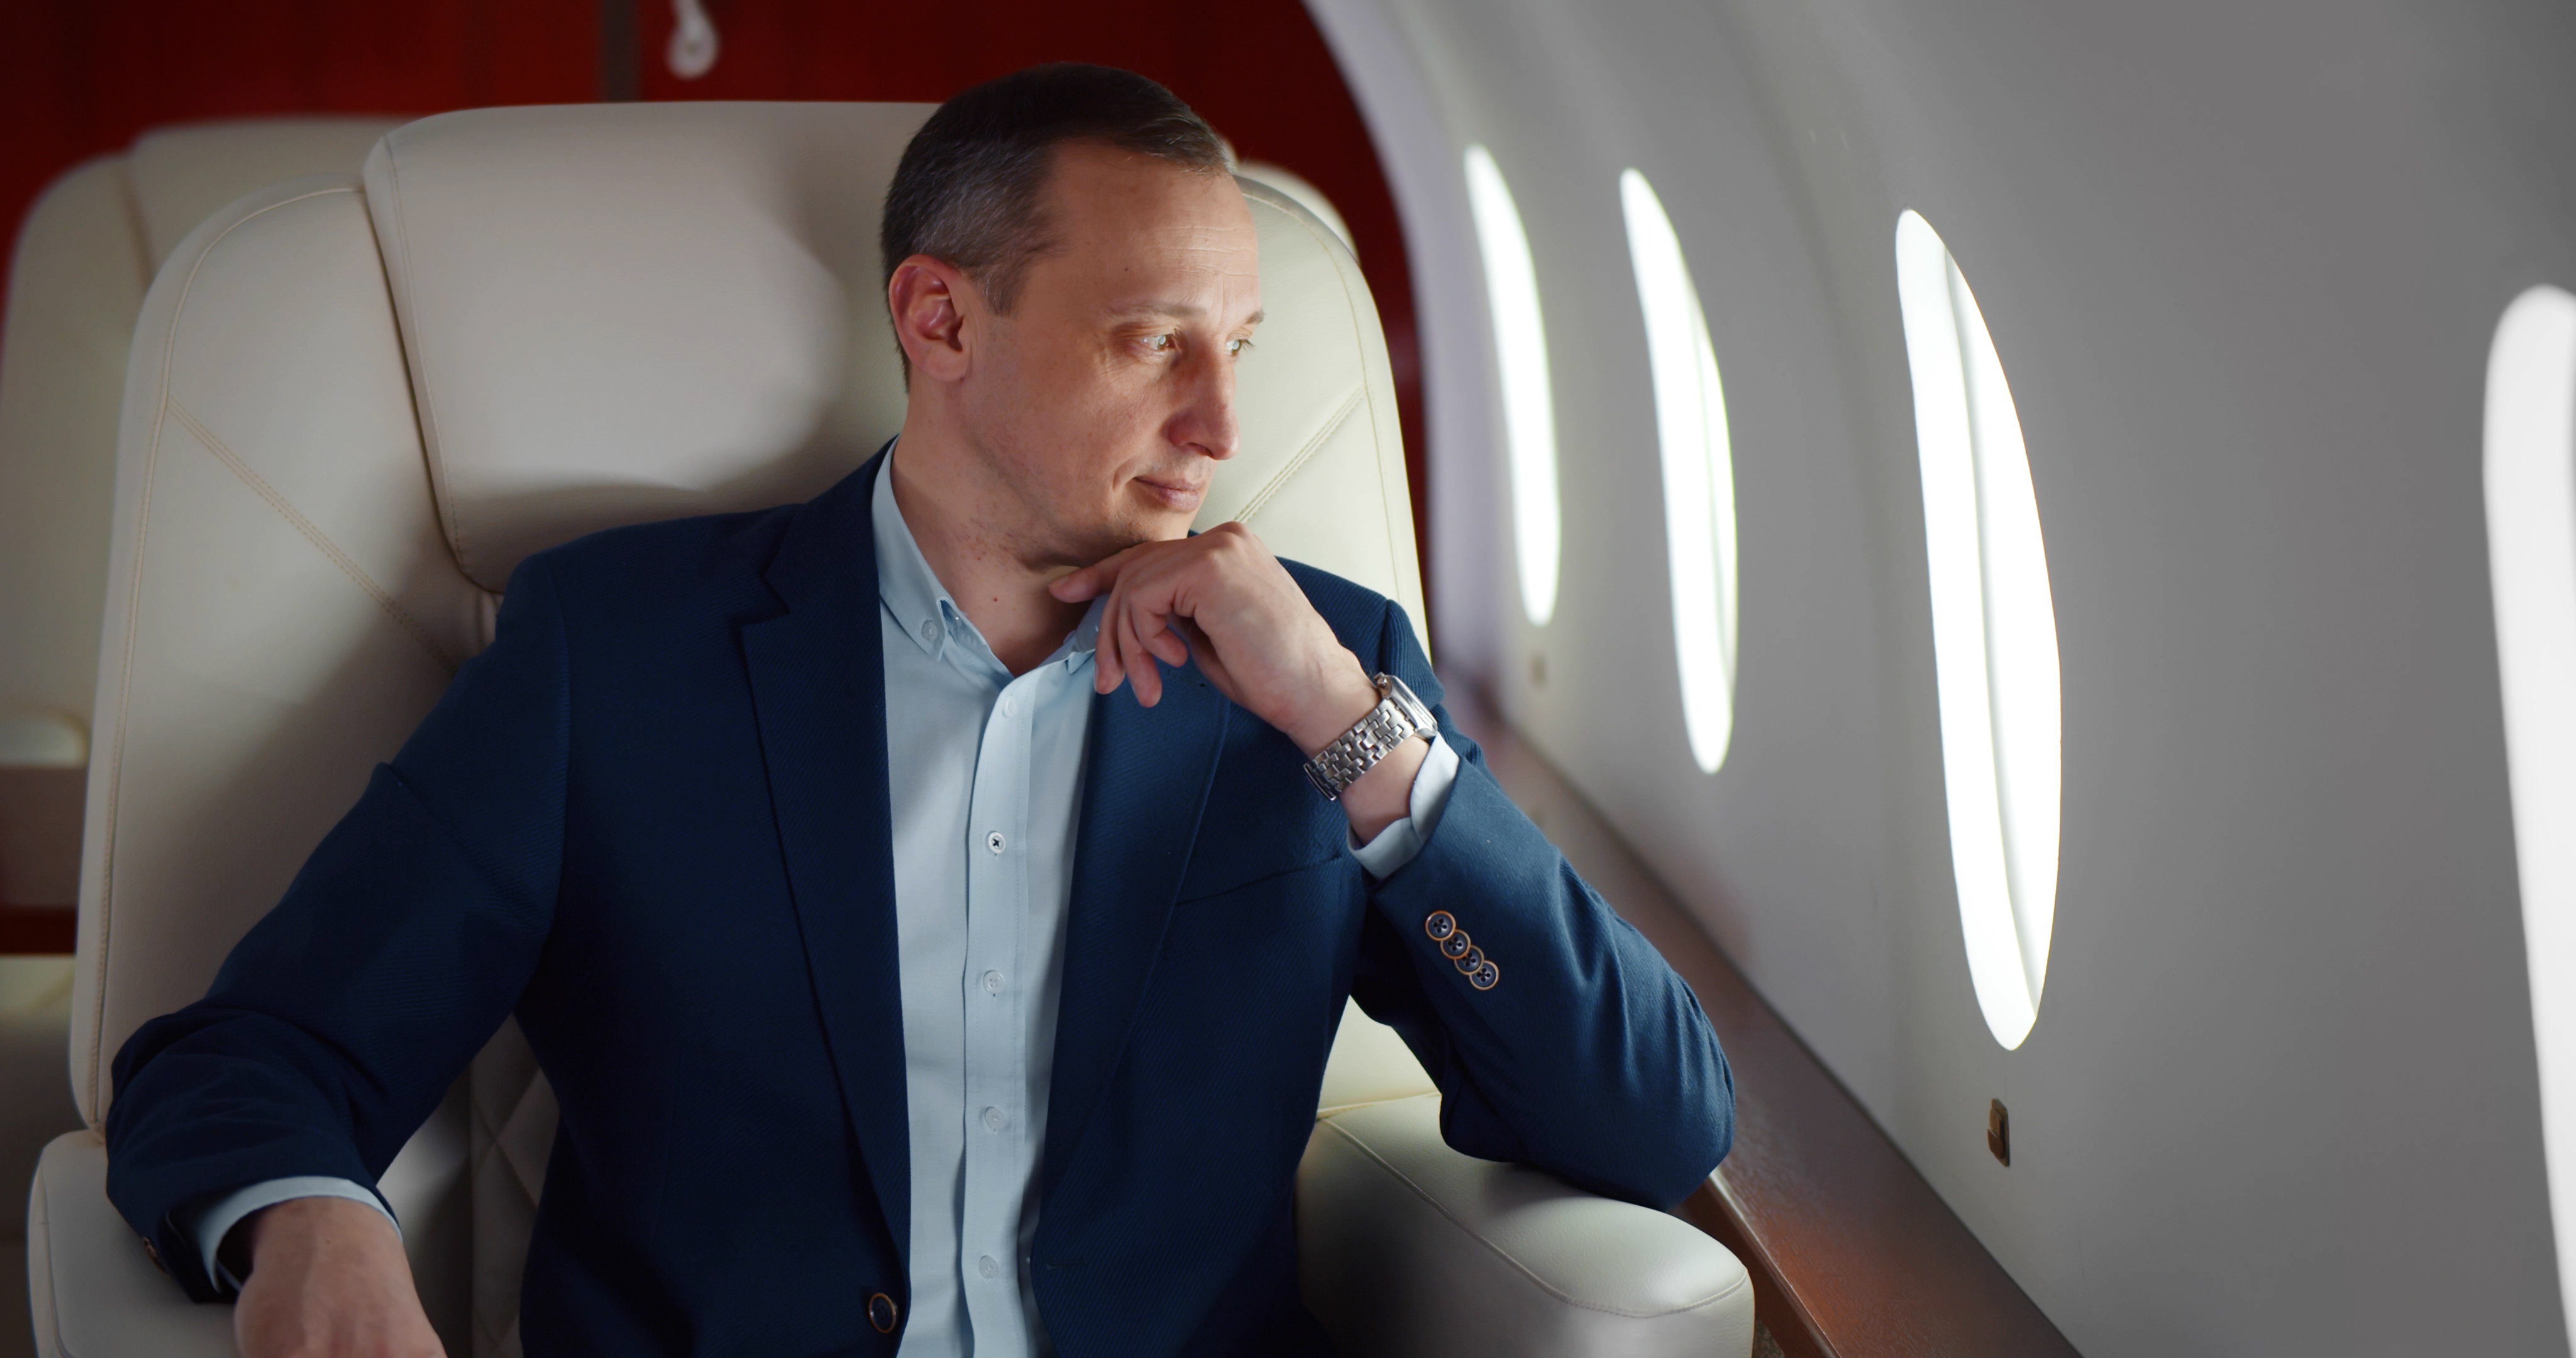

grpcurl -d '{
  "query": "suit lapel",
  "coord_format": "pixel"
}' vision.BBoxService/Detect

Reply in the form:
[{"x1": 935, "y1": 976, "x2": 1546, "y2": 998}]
[
  {"x1": 739, "y1": 452, "x2": 914, "y2": 1259},
  {"x1": 1041, "y1": 668, "x2": 1231, "y2": 1196}
]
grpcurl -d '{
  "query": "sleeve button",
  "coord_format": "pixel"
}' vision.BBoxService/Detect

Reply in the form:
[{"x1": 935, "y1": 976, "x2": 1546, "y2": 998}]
[
  {"x1": 1423, "y1": 910, "x2": 1457, "y2": 941},
  {"x1": 1439, "y1": 930, "x2": 1474, "y2": 961},
  {"x1": 1453, "y1": 946, "x2": 1485, "y2": 976},
  {"x1": 1471, "y1": 960, "x2": 1501, "y2": 990}
]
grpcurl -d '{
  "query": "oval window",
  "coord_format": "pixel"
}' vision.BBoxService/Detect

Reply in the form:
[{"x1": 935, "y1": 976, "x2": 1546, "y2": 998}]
[
  {"x1": 1463, "y1": 144, "x2": 1562, "y2": 627},
  {"x1": 1893, "y1": 210, "x2": 2062, "y2": 1051},
  {"x1": 1619, "y1": 170, "x2": 1740, "y2": 773},
  {"x1": 2484, "y1": 283, "x2": 2576, "y2": 1353}
]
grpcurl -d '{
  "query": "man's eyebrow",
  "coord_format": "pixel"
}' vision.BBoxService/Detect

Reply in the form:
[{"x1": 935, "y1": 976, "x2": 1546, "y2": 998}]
[{"x1": 1110, "y1": 302, "x2": 1265, "y2": 328}]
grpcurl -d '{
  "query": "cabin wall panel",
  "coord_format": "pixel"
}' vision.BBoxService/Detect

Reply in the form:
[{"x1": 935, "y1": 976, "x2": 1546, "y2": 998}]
[{"x1": 1323, "y1": 0, "x2": 2576, "y2": 1352}]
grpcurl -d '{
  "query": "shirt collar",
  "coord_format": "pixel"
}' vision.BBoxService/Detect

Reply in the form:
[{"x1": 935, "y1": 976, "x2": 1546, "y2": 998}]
[{"x1": 872, "y1": 440, "x2": 1103, "y2": 675}]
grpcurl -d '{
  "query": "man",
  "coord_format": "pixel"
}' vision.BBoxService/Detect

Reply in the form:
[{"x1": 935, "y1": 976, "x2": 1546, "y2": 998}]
[{"x1": 104, "y1": 64, "x2": 1733, "y2": 1357}]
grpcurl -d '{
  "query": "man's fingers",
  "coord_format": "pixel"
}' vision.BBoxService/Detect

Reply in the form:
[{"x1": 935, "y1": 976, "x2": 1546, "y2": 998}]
[
  {"x1": 1051, "y1": 566, "x2": 1105, "y2": 604},
  {"x1": 1131, "y1": 595, "x2": 1192, "y2": 668},
  {"x1": 1052, "y1": 539, "x2": 1160, "y2": 603},
  {"x1": 1119, "y1": 604, "x2": 1163, "y2": 706}
]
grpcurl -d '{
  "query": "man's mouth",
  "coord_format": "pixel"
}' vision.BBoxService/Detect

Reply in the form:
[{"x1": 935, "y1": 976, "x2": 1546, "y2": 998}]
[{"x1": 1133, "y1": 475, "x2": 1208, "y2": 511}]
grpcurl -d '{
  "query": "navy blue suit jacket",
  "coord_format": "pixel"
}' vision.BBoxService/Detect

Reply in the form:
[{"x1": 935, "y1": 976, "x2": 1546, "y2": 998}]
[{"x1": 106, "y1": 454, "x2": 1734, "y2": 1356}]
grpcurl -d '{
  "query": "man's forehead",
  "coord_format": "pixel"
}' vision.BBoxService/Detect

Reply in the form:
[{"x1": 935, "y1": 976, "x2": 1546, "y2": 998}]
[{"x1": 1037, "y1": 146, "x2": 1260, "y2": 314}]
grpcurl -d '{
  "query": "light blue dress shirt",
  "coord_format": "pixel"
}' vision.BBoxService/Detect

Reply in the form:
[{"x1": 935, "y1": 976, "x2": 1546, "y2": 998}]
[{"x1": 186, "y1": 448, "x2": 1460, "y2": 1355}]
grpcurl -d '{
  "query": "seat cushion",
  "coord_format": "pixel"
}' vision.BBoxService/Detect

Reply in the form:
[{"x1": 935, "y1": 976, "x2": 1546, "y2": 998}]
[{"x1": 1298, "y1": 1095, "x2": 1754, "y2": 1358}]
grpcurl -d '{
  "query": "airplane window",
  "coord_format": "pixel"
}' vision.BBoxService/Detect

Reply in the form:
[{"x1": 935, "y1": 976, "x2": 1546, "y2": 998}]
[
  {"x1": 2482, "y1": 283, "x2": 2576, "y2": 1351},
  {"x1": 1619, "y1": 170, "x2": 1739, "y2": 773},
  {"x1": 1463, "y1": 144, "x2": 1562, "y2": 626},
  {"x1": 1893, "y1": 210, "x2": 2061, "y2": 1051}
]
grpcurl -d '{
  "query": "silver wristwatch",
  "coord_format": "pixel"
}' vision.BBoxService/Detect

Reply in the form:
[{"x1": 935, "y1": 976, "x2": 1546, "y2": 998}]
[{"x1": 1303, "y1": 673, "x2": 1438, "y2": 800}]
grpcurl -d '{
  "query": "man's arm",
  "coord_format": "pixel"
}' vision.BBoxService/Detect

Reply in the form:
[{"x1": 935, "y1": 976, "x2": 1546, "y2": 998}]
[
  {"x1": 104, "y1": 550, "x2": 575, "y2": 1301},
  {"x1": 1055, "y1": 527, "x2": 1733, "y2": 1207},
  {"x1": 1352, "y1": 597, "x2": 1734, "y2": 1207}
]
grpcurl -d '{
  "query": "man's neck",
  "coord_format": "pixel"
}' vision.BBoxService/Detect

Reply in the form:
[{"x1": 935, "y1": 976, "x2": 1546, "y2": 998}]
[{"x1": 887, "y1": 415, "x2": 1090, "y2": 676}]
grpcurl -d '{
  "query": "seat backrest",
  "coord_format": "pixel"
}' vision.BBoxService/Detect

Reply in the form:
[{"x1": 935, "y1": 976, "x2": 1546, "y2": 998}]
[
  {"x1": 74, "y1": 102, "x2": 1420, "y2": 1356},
  {"x1": 0, "y1": 118, "x2": 397, "y2": 910}
]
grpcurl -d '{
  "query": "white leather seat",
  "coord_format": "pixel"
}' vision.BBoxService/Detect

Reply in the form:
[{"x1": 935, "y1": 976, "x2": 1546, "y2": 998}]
[
  {"x1": 23, "y1": 103, "x2": 1749, "y2": 1358},
  {"x1": 0, "y1": 117, "x2": 401, "y2": 912},
  {"x1": 0, "y1": 118, "x2": 396, "y2": 1358}
]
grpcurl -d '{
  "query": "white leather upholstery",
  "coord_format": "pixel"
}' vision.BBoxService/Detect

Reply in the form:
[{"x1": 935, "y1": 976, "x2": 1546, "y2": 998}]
[
  {"x1": 1237, "y1": 163, "x2": 1355, "y2": 251},
  {"x1": 1, "y1": 119, "x2": 395, "y2": 1358},
  {"x1": 4, "y1": 961, "x2": 79, "y2": 1358},
  {"x1": 28, "y1": 1132, "x2": 232, "y2": 1358},
  {"x1": 35, "y1": 102, "x2": 1738, "y2": 1358},
  {"x1": 0, "y1": 118, "x2": 399, "y2": 915},
  {"x1": 1301, "y1": 1095, "x2": 1755, "y2": 1357}
]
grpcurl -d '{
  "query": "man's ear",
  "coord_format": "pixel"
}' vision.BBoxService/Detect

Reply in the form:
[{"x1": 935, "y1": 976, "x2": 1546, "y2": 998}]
[{"x1": 888, "y1": 255, "x2": 979, "y2": 385}]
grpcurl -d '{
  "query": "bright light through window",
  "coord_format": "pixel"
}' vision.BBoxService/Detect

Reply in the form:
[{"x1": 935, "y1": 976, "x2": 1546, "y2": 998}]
[
  {"x1": 2484, "y1": 284, "x2": 2576, "y2": 1355},
  {"x1": 1894, "y1": 211, "x2": 2061, "y2": 1051},
  {"x1": 1464, "y1": 144, "x2": 1561, "y2": 626},
  {"x1": 1619, "y1": 170, "x2": 1739, "y2": 773}
]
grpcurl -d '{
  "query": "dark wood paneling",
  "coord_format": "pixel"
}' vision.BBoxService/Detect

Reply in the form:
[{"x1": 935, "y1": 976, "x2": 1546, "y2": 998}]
[
  {"x1": 1451, "y1": 690, "x2": 2082, "y2": 1358},
  {"x1": 0, "y1": 905, "x2": 76, "y2": 956}
]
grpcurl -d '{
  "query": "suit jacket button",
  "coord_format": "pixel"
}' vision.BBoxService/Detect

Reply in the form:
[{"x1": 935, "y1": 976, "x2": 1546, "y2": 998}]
[
  {"x1": 869, "y1": 1291, "x2": 901, "y2": 1333},
  {"x1": 1471, "y1": 959, "x2": 1500, "y2": 990},
  {"x1": 1454, "y1": 946, "x2": 1486, "y2": 976},
  {"x1": 1439, "y1": 929, "x2": 1474, "y2": 961},
  {"x1": 1423, "y1": 910, "x2": 1458, "y2": 941}
]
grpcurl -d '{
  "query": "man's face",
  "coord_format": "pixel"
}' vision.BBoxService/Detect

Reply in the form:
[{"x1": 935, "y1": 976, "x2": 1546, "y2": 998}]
[{"x1": 957, "y1": 142, "x2": 1262, "y2": 568}]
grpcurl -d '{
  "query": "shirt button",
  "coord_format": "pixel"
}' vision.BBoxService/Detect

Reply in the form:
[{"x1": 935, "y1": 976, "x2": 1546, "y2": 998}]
[
  {"x1": 982, "y1": 1106, "x2": 1007, "y2": 1132},
  {"x1": 978, "y1": 1255, "x2": 1001, "y2": 1279},
  {"x1": 918, "y1": 619, "x2": 938, "y2": 644},
  {"x1": 999, "y1": 693, "x2": 1018, "y2": 717},
  {"x1": 986, "y1": 831, "x2": 1006, "y2": 854},
  {"x1": 982, "y1": 969, "x2": 1006, "y2": 995}
]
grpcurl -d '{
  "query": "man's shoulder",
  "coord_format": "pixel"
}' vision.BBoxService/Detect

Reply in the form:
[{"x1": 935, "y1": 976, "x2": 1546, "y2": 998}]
[
  {"x1": 516, "y1": 501, "x2": 800, "y2": 619},
  {"x1": 1277, "y1": 557, "x2": 1389, "y2": 634},
  {"x1": 1276, "y1": 557, "x2": 1431, "y2": 685}
]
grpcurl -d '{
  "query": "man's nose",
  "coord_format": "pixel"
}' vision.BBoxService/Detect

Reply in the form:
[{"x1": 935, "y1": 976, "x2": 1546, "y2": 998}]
[{"x1": 1171, "y1": 344, "x2": 1240, "y2": 462}]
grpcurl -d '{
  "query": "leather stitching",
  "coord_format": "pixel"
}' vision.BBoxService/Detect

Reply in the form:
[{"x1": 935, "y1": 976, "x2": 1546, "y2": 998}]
[
  {"x1": 164, "y1": 399, "x2": 460, "y2": 675},
  {"x1": 85, "y1": 182, "x2": 362, "y2": 1123},
  {"x1": 1238, "y1": 186, "x2": 1417, "y2": 632},
  {"x1": 1314, "y1": 1103, "x2": 1754, "y2": 1318},
  {"x1": 1233, "y1": 385, "x2": 1362, "y2": 526},
  {"x1": 375, "y1": 139, "x2": 475, "y2": 587}
]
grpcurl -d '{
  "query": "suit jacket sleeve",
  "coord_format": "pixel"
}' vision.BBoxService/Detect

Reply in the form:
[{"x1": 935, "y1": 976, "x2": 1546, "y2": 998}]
[
  {"x1": 1346, "y1": 599, "x2": 1735, "y2": 1210},
  {"x1": 104, "y1": 551, "x2": 574, "y2": 1299}
]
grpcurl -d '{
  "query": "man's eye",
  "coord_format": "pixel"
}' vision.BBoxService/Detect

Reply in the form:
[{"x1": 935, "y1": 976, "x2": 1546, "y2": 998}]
[
  {"x1": 1227, "y1": 338, "x2": 1253, "y2": 357},
  {"x1": 1146, "y1": 334, "x2": 1174, "y2": 353}
]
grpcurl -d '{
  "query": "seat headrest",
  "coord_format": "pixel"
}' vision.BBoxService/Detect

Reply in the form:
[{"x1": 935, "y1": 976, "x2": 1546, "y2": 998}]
[
  {"x1": 365, "y1": 103, "x2": 927, "y2": 592},
  {"x1": 131, "y1": 118, "x2": 404, "y2": 271},
  {"x1": 361, "y1": 102, "x2": 1423, "y2": 634}
]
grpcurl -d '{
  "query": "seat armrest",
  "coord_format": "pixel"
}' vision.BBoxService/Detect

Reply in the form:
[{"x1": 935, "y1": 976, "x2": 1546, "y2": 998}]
[
  {"x1": 27, "y1": 1130, "x2": 237, "y2": 1358},
  {"x1": 1297, "y1": 1095, "x2": 1753, "y2": 1358}
]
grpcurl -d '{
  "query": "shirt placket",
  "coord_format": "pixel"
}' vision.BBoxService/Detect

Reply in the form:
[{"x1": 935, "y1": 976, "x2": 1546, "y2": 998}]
[{"x1": 958, "y1": 665, "x2": 1039, "y2": 1355}]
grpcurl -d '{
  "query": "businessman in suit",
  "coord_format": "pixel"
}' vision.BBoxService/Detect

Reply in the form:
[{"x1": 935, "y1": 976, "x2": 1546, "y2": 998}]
[{"x1": 104, "y1": 63, "x2": 1733, "y2": 1357}]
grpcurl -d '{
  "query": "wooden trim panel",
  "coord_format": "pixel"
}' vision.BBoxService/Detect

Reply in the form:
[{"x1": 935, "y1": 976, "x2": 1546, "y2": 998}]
[{"x1": 0, "y1": 902, "x2": 76, "y2": 954}]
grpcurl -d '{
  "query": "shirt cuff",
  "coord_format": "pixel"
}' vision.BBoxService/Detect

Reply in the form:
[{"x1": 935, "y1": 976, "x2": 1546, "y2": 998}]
[
  {"x1": 184, "y1": 1176, "x2": 398, "y2": 1295},
  {"x1": 1348, "y1": 732, "x2": 1460, "y2": 879}
]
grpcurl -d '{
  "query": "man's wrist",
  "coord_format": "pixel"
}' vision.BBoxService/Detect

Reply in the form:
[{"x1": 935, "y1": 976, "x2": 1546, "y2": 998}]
[{"x1": 1289, "y1": 658, "x2": 1384, "y2": 756}]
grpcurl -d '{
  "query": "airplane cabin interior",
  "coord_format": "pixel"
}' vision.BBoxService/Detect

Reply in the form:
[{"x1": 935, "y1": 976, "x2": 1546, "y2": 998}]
[{"x1": 4, "y1": 1, "x2": 2575, "y2": 1355}]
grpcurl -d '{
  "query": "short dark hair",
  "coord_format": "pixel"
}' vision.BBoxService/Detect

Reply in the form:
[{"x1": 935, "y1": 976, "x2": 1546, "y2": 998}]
[{"x1": 881, "y1": 63, "x2": 1228, "y2": 324}]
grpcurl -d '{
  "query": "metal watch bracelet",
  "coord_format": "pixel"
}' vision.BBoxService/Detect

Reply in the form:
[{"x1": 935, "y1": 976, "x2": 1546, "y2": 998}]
[{"x1": 1302, "y1": 673, "x2": 1437, "y2": 801}]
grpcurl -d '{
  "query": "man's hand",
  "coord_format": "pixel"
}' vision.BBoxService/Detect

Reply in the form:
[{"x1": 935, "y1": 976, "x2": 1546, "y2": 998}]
[
  {"x1": 1051, "y1": 522, "x2": 1428, "y2": 839},
  {"x1": 230, "y1": 1196, "x2": 444, "y2": 1358}
]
